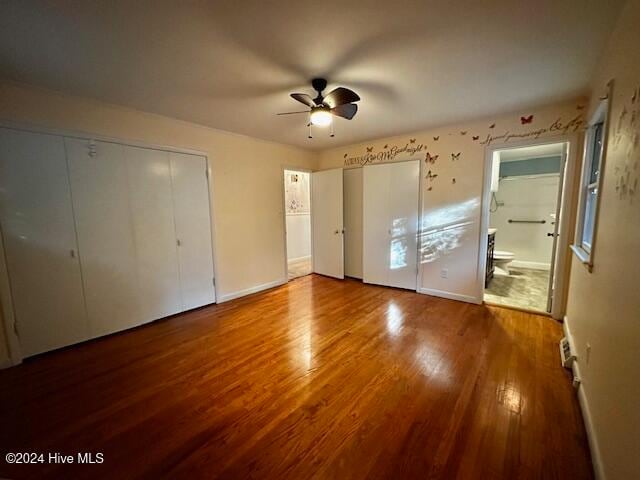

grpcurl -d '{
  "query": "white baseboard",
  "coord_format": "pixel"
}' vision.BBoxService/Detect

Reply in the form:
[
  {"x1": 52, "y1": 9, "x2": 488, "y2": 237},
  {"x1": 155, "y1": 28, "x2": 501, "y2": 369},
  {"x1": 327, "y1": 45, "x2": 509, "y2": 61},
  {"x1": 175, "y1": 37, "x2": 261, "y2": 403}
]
[
  {"x1": 417, "y1": 287, "x2": 480, "y2": 305},
  {"x1": 217, "y1": 278, "x2": 287, "y2": 303},
  {"x1": 563, "y1": 318, "x2": 604, "y2": 480},
  {"x1": 511, "y1": 260, "x2": 551, "y2": 270}
]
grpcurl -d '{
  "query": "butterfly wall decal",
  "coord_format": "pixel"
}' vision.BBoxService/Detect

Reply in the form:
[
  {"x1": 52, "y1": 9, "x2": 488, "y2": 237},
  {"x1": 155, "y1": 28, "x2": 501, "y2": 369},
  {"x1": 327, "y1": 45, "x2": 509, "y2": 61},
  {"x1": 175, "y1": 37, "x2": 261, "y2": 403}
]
[
  {"x1": 520, "y1": 115, "x2": 534, "y2": 124},
  {"x1": 452, "y1": 178, "x2": 456, "y2": 184},
  {"x1": 451, "y1": 152, "x2": 461, "y2": 161},
  {"x1": 433, "y1": 136, "x2": 440, "y2": 141},
  {"x1": 460, "y1": 131, "x2": 467, "y2": 136},
  {"x1": 366, "y1": 146, "x2": 373, "y2": 153},
  {"x1": 343, "y1": 153, "x2": 348, "y2": 158},
  {"x1": 425, "y1": 152, "x2": 439, "y2": 164},
  {"x1": 409, "y1": 138, "x2": 416, "y2": 144},
  {"x1": 426, "y1": 170, "x2": 438, "y2": 180},
  {"x1": 472, "y1": 135, "x2": 479, "y2": 141}
]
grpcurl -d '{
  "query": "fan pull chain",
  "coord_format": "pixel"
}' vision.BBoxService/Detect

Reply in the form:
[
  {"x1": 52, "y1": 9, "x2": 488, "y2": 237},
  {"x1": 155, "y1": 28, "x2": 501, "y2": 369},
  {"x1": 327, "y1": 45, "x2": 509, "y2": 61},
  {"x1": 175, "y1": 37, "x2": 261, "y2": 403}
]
[
  {"x1": 308, "y1": 121, "x2": 313, "y2": 139},
  {"x1": 330, "y1": 121, "x2": 335, "y2": 138}
]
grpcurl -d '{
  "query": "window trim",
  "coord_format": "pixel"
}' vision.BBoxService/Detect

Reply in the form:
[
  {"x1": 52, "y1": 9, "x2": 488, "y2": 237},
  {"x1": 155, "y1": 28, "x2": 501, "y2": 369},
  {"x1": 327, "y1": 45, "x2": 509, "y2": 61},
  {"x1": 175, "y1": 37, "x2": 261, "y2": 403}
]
[{"x1": 571, "y1": 91, "x2": 611, "y2": 271}]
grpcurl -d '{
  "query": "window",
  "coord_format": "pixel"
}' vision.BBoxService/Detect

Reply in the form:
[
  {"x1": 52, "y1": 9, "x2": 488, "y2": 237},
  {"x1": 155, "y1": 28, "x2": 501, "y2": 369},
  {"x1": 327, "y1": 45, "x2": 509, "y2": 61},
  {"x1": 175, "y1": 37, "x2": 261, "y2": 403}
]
[{"x1": 572, "y1": 101, "x2": 607, "y2": 268}]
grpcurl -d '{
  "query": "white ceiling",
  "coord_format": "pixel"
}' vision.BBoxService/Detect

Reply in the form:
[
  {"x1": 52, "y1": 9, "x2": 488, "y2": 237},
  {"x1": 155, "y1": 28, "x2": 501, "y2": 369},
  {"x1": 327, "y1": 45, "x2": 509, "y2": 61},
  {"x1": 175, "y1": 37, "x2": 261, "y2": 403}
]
[
  {"x1": 0, "y1": 0, "x2": 624, "y2": 150},
  {"x1": 499, "y1": 143, "x2": 566, "y2": 162}
]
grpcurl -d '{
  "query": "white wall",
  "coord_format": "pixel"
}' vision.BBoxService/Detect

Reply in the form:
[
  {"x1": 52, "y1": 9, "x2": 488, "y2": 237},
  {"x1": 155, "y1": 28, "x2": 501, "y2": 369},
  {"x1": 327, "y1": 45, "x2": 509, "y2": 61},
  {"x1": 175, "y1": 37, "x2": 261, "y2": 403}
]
[
  {"x1": 490, "y1": 174, "x2": 559, "y2": 269},
  {"x1": 343, "y1": 168, "x2": 363, "y2": 278},
  {"x1": 0, "y1": 81, "x2": 317, "y2": 364},
  {"x1": 564, "y1": 1, "x2": 640, "y2": 478},
  {"x1": 285, "y1": 214, "x2": 311, "y2": 261},
  {"x1": 319, "y1": 101, "x2": 584, "y2": 303}
]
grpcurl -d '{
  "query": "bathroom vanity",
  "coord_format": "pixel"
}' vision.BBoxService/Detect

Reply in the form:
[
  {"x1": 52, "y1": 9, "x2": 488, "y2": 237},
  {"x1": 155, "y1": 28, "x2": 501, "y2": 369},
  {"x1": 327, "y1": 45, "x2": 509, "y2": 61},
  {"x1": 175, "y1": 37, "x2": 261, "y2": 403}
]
[{"x1": 486, "y1": 229, "x2": 496, "y2": 287}]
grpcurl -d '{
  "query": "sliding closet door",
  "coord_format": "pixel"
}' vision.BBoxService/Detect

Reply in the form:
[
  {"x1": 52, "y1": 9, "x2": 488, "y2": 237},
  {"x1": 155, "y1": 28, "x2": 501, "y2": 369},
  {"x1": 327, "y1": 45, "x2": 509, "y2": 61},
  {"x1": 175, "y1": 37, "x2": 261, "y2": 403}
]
[
  {"x1": 388, "y1": 161, "x2": 420, "y2": 289},
  {"x1": 125, "y1": 146, "x2": 182, "y2": 321},
  {"x1": 0, "y1": 128, "x2": 88, "y2": 356},
  {"x1": 363, "y1": 160, "x2": 419, "y2": 290},
  {"x1": 312, "y1": 168, "x2": 344, "y2": 279},
  {"x1": 66, "y1": 138, "x2": 141, "y2": 337},
  {"x1": 169, "y1": 152, "x2": 215, "y2": 309},
  {"x1": 363, "y1": 163, "x2": 392, "y2": 286}
]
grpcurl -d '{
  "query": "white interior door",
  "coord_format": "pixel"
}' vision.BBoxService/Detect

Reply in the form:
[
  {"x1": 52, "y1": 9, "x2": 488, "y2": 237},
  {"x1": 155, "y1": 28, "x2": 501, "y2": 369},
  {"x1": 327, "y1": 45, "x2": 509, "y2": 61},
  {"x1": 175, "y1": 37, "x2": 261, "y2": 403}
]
[
  {"x1": 388, "y1": 161, "x2": 420, "y2": 289},
  {"x1": 169, "y1": 152, "x2": 216, "y2": 309},
  {"x1": 312, "y1": 168, "x2": 344, "y2": 279},
  {"x1": 363, "y1": 163, "x2": 392, "y2": 286},
  {"x1": 547, "y1": 143, "x2": 568, "y2": 313},
  {"x1": 66, "y1": 138, "x2": 142, "y2": 337},
  {"x1": 124, "y1": 146, "x2": 182, "y2": 321},
  {"x1": 363, "y1": 161, "x2": 419, "y2": 290},
  {"x1": 343, "y1": 168, "x2": 363, "y2": 279},
  {"x1": 0, "y1": 128, "x2": 88, "y2": 356}
]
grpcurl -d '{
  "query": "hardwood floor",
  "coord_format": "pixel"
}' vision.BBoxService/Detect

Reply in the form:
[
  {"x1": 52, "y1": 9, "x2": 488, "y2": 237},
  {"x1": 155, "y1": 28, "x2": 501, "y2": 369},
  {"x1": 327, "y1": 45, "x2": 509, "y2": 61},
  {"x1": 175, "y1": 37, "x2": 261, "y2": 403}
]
[{"x1": 0, "y1": 275, "x2": 592, "y2": 479}]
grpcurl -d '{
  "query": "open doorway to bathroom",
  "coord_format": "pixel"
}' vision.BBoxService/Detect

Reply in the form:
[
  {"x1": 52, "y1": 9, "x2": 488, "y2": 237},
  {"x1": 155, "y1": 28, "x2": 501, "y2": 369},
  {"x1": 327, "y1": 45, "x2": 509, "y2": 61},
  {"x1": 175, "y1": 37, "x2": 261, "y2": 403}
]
[
  {"x1": 483, "y1": 142, "x2": 567, "y2": 313},
  {"x1": 284, "y1": 169, "x2": 312, "y2": 280}
]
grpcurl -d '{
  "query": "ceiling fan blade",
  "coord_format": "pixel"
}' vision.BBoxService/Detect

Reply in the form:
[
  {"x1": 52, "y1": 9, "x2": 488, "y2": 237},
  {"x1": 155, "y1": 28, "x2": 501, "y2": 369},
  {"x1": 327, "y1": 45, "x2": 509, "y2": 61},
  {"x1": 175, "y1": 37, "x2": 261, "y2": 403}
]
[
  {"x1": 323, "y1": 87, "x2": 360, "y2": 108},
  {"x1": 331, "y1": 103, "x2": 358, "y2": 120},
  {"x1": 276, "y1": 110, "x2": 310, "y2": 115},
  {"x1": 290, "y1": 93, "x2": 316, "y2": 108}
]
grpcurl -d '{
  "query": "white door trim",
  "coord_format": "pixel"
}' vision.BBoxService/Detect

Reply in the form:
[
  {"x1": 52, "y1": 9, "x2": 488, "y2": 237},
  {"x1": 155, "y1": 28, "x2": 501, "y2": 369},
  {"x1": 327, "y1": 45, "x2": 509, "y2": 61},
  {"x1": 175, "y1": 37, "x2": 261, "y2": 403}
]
[{"x1": 476, "y1": 134, "x2": 580, "y2": 318}]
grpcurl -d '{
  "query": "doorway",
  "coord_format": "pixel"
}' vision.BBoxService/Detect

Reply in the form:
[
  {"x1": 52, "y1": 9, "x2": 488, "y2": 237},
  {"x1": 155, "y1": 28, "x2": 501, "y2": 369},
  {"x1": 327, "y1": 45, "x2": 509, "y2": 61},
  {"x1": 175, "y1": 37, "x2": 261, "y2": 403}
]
[
  {"x1": 482, "y1": 141, "x2": 568, "y2": 313},
  {"x1": 283, "y1": 169, "x2": 312, "y2": 280}
]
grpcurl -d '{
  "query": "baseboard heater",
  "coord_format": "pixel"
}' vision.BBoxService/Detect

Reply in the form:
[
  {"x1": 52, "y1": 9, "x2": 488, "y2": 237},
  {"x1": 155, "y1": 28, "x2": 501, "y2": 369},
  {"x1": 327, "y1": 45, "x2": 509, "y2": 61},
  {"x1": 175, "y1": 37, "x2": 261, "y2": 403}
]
[
  {"x1": 560, "y1": 337, "x2": 581, "y2": 388},
  {"x1": 560, "y1": 337, "x2": 576, "y2": 368}
]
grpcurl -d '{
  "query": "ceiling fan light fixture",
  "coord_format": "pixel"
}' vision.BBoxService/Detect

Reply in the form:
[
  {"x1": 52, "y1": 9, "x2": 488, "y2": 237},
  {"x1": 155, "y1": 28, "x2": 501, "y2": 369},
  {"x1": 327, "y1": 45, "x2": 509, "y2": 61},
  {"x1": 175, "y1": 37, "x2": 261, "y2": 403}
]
[{"x1": 310, "y1": 107, "x2": 332, "y2": 127}]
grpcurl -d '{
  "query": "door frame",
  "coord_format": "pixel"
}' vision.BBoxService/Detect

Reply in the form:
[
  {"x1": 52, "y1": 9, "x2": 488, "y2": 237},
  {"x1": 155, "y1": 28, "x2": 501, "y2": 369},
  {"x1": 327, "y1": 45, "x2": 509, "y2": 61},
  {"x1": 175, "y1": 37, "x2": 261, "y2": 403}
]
[
  {"x1": 281, "y1": 165, "x2": 314, "y2": 282},
  {"x1": 476, "y1": 134, "x2": 581, "y2": 318},
  {"x1": 0, "y1": 121, "x2": 221, "y2": 367}
]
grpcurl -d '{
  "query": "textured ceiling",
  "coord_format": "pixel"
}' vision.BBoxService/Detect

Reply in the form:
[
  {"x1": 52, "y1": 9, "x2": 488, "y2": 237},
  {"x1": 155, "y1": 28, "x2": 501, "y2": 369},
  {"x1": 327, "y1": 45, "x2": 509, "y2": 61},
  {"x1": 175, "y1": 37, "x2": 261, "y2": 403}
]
[{"x1": 0, "y1": 0, "x2": 624, "y2": 150}]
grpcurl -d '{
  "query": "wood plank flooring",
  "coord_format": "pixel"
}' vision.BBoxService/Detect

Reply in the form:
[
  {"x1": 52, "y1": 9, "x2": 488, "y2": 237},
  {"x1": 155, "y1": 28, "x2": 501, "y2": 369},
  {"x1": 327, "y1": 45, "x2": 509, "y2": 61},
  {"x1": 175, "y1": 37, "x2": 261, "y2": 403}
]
[{"x1": 0, "y1": 274, "x2": 593, "y2": 479}]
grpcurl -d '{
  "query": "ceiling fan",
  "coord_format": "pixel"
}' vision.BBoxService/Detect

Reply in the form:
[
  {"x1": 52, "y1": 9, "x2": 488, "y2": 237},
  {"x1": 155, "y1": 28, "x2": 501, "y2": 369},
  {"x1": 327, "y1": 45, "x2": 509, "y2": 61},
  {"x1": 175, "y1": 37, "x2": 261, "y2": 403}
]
[{"x1": 277, "y1": 78, "x2": 360, "y2": 135}]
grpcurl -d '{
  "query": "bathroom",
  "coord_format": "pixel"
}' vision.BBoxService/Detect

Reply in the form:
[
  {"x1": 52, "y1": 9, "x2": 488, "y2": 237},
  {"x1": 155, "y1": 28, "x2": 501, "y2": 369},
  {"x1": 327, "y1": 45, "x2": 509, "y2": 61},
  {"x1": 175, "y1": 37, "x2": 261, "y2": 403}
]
[
  {"x1": 484, "y1": 143, "x2": 565, "y2": 312},
  {"x1": 283, "y1": 169, "x2": 312, "y2": 279}
]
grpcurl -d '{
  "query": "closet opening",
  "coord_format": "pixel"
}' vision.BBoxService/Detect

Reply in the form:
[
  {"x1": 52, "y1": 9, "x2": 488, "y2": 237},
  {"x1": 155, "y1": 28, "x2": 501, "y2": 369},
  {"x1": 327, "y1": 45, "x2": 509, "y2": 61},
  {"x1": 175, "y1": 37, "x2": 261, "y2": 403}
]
[{"x1": 283, "y1": 169, "x2": 312, "y2": 280}]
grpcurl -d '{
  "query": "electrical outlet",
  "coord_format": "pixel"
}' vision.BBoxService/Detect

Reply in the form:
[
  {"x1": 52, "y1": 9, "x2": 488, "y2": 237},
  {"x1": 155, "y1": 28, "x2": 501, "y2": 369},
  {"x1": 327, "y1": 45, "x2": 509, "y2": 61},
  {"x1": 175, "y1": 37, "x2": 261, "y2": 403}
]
[{"x1": 440, "y1": 269, "x2": 448, "y2": 279}]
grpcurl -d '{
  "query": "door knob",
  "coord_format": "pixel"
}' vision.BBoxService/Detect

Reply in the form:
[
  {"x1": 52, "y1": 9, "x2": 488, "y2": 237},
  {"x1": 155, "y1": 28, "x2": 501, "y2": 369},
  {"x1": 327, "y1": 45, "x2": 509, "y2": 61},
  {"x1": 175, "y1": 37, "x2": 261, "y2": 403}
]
[{"x1": 547, "y1": 232, "x2": 557, "y2": 237}]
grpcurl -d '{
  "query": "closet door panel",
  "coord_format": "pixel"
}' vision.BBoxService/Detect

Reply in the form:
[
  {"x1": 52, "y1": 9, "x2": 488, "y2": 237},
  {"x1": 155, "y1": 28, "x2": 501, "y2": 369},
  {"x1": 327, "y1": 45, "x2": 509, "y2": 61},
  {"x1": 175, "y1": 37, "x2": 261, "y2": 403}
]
[
  {"x1": 388, "y1": 160, "x2": 419, "y2": 290},
  {"x1": 125, "y1": 146, "x2": 182, "y2": 321},
  {"x1": 169, "y1": 153, "x2": 215, "y2": 309},
  {"x1": 66, "y1": 138, "x2": 141, "y2": 337},
  {"x1": 362, "y1": 163, "x2": 392, "y2": 286},
  {"x1": 363, "y1": 161, "x2": 419, "y2": 290},
  {"x1": 0, "y1": 129, "x2": 88, "y2": 356},
  {"x1": 312, "y1": 168, "x2": 344, "y2": 279},
  {"x1": 343, "y1": 168, "x2": 363, "y2": 279}
]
